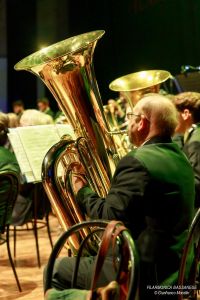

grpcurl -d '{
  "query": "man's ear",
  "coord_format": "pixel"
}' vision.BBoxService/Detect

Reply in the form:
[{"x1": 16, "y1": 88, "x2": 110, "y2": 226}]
[
  {"x1": 182, "y1": 109, "x2": 191, "y2": 121},
  {"x1": 137, "y1": 115, "x2": 149, "y2": 131}
]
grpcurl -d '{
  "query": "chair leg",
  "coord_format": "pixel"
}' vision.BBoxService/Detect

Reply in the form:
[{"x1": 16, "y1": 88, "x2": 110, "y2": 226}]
[
  {"x1": 32, "y1": 185, "x2": 41, "y2": 268},
  {"x1": 13, "y1": 226, "x2": 17, "y2": 259},
  {"x1": 45, "y1": 214, "x2": 53, "y2": 249},
  {"x1": 6, "y1": 225, "x2": 22, "y2": 292},
  {"x1": 32, "y1": 219, "x2": 41, "y2": 268}
]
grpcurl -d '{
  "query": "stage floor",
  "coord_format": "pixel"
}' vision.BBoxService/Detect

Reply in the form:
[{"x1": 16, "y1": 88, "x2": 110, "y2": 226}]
[{"x1": 0, "y1": 214, "x2": 60, "y2": 300}]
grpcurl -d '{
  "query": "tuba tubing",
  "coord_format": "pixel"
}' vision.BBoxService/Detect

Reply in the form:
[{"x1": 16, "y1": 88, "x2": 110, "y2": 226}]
[{"x1": 42, "y1": 138, "x2": 87, "y2": 251}]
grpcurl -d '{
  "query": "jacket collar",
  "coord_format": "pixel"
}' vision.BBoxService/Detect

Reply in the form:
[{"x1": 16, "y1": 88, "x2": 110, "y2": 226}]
[{"x1": 143, "y1": 135, "x2": 172, "y2": 146}]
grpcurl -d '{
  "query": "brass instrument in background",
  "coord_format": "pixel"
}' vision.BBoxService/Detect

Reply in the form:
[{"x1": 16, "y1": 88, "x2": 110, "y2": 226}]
[
  {"x1": 104, "y1": 97, "x2": 130, "y2": 152},
  {"x1": 103, "y1": 97, "x2": 127, "y2": 131},
  {"x1": 109, "y1": 70, "x2": 172, "y2": 110},
  {"x1": 14, "y1": 30, "x2": 124, "y2": 251}
]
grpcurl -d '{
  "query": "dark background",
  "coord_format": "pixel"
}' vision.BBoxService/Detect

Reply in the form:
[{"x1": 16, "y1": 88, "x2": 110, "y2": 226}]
[{"x1": 5, "y1": 0, "x2": 200, "y2": 111}]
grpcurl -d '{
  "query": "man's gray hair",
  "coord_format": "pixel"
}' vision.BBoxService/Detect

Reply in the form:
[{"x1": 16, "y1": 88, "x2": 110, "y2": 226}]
[
  {"x1": 0, "y1": 112, "x2": 9, "y2": 131},
  {"x1": 136, "y1": 94, "x2": 178, "y2": 136}
]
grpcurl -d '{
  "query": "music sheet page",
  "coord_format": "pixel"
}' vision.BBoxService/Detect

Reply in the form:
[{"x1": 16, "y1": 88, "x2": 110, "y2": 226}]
[
  {"x1": 8, "y1": 131, "x2": 35, "y2": 182},
  {"x1": 8, "y1": 124, "x2": 75, "y2": 182},
  {"x1": 55, "y1": 124, "x2": 76, "y2": 140}
]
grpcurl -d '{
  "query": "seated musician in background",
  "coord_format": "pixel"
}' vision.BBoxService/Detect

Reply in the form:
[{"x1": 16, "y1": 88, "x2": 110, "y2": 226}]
[
  {"x1": 12, "y1": 99, "x2": 25, "y2": 120},
  {"x1": 174, "y1": 91, "x2": 200, "y2": 208},
  {"x1": 37, "y1": 97, "x2": 55, "y2": 119},
  {"x1": 46, "y1": 94, "x2": 195, "y2": 299},
  {"x1": 0, "y1": 113, "x2": 20, "y2": 222},
  {"x1": 0, "y1": 112, "x2": 19, "y2": 174},
  {"x1": 0, "y1": 113, "x2": 33, "y2": 225}
]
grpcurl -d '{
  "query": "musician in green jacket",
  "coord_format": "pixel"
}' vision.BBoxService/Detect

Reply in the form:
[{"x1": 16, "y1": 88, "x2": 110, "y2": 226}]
[
  {"x1": 0, "y1": 112, "x2": 19, "y2": 174},
  {"x1": 46, "y1": 95, "x2": 195, "y2": 299},
  {"x1": 174, "y1": 91, "x2": 200, "y2": 208},
  {"x1": 0, "y1": 112, "x2": 20, "y2": 223}
]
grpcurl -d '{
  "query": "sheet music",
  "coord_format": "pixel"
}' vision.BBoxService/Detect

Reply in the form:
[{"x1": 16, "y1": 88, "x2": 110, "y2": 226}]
[
  {"x1": 55, "y1": 124, "x2": 76, "y2": 140},
  {"x1": 8, "y1": 124, "x2": 75, "y2": 183},
  {"x1": 8, "y1": 131, "x2": 35, "y2": 182}
]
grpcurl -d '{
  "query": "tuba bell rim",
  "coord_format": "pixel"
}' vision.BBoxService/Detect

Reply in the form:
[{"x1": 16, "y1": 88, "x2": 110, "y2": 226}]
[
  {"x1": 109, "y1": 69, "x2": 172, "y2": 92},
  {"x1": 14, "y1": 30, "x2": 105, "y2": 71}
]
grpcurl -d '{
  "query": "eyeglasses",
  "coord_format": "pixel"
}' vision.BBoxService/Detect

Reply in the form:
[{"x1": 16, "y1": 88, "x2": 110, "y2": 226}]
[
  {"x1": 126, "y1": 112, "x2": 141, "y2": 120},
  {"x1": 126, "y1": 112, "x2": 150, "y2": 122}
]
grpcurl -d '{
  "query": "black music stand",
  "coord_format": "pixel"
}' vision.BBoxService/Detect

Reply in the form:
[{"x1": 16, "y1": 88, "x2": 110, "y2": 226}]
[{"x1": 174, "y1": 72, "x2": 200, "y2": 93}]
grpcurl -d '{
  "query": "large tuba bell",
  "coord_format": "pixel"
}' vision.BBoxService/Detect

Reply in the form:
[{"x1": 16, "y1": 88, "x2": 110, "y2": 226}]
[{"x1": 14, "y1": 30, "x2": 121, "y2": 251}]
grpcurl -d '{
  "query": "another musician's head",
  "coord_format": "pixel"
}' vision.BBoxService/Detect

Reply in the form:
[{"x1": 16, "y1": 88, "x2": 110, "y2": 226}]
[
  {"x1": 127, "y1": 94, "x2": 178, "y2": 146},
  {"x1": 174, "y1": 91, "x2": 200, "y2": 134},
  {"x1": 20, "y1": 109, "x2": 53, "y2": 126},
  {"x1": 7, "y1": 113, "x2": 19, "y2": 128},
  {"x1": 37, "y1": 97, "x2": 50, "y2": 113}
]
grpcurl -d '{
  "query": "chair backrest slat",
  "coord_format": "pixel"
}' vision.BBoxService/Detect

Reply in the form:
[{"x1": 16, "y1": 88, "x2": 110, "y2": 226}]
[
  {"x1": 45, "y1": 220, "x2": 139, "y2": 300},
  {"x1": 0, "y1": 171, "x2": 19, "y2": 233}
]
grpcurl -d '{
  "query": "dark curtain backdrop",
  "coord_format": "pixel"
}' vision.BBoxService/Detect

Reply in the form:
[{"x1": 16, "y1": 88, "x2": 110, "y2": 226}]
[
  {"x1": 6, "y1": 0, "x2": 200, "y2": 110},
  {"x1": 6, "y1": 0, "x2": 37, "y2": 111}
]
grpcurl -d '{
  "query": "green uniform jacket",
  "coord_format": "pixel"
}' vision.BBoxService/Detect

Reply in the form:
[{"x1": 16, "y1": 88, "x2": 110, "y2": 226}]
[
  {"x1": 77, "y1": 136, "x2": 195, "y2": 284},
  {"x1": 184, "y1": 123, "x2": 200, "y2": 207},
  {"x1": 0, "y1": 146, "x2": 20, "y2": 226},
  {"x1": 0, "y1": 146, "x2": 19, "y2": 174}
]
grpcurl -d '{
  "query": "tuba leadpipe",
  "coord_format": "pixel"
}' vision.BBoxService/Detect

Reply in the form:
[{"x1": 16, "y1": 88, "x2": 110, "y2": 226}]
[{"x1": 14, "y1": 30, "x2": 121, "y2": 250}]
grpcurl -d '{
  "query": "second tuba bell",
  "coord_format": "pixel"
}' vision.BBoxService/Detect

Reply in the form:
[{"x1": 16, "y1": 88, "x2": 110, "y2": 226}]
[{"x1": 109, "y1": 69, "x2": 172, "y2": 109}]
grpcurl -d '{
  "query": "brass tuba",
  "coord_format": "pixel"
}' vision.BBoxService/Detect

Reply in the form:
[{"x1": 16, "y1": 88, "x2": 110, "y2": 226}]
[{"x1": 14, "y1": 30, "x2": 122, "y2": 251}]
